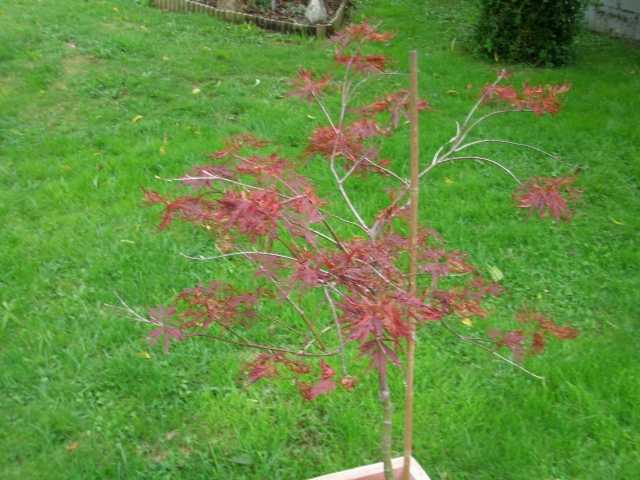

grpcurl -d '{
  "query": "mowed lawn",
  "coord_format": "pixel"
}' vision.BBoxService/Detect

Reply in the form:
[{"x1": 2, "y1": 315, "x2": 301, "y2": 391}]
[{"x1": 1, "y1": 0, "x2": 639, "y2": 478}]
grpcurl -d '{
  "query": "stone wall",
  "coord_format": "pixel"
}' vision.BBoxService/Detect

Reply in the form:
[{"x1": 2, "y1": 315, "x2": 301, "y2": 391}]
[{"x1": 586, "y1": 0, "x2": 640, "y2": 41}]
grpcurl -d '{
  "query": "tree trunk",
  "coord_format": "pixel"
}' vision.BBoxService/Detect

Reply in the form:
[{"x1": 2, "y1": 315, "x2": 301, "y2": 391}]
[{"x1": 379, "y1": 367, "x2": 394, "y2": 480}]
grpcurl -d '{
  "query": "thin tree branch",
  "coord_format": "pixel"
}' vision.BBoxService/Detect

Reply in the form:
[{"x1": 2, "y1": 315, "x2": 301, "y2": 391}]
[
  {"x1": 462, "y1": 109, "x2": 512, "y2": 139},
  {"x1": 324, "y1": 287, "x2": 348, "y2": 376},
  {"x1": 112, "y1": 293, "x2": 336, "y2": 357},
  {"x1": 188, "y1": 333, "x2": 339, "y2": 357},
  {"x1": 321, "y1": 219, "x2": 348, "y2": 252},
  {"x1": 362, "y1": 156, "x2": 409, "y2": 186},
  {"x1": 180, "y1": 251, "x2": 297, "y2": 262},
  {"x1": 331, "y1": 156, "x2": 370, "y2": 233},
  {"x1": 440, "y1": 320, "x2": 545, "y2": 381},
  {"x1": 461, "y1": 75, "x2": 502, "y2": 128},
  {"x1": 340, "y1": 156, "x2": 367, "y2": 183},
  {"x1": 314, "y1": 94, "x2": 337, "y2": 132},
  {"x1": 438, "y1": 156, "x2": 522, "y2": 184},
  {"x1": 454, "y1": 139, "x2": 557, "y2": 159},
  {"x1": 253, "y1": 260, "x2": 327, "y2": 351},
  {"x1": 302, "y1": 325, "x2": 334, "y2": 352}
]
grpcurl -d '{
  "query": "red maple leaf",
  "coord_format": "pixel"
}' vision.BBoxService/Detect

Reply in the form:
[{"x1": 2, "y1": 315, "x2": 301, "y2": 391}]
[
  {"x1": 339, "y1": 295, "x2": 413, "y2": 343},
  {"x1": 340, "y1": 375, "x2": 357, "y2": 390},
  {"x1": 147, "y1": 305, "x2": 182, "y2": 354},
  {"x1": 286, "y1": 188, "x2": 324, "y2": 224},
  {"x1": 481, "y1": 82, "x2": 571, "y2": 116},
  {"x1": 176, "y1": 281, "x2": 256, "y2": 330},
  {"x1": 305, "y1": 120, "x2": 388, "y2": 172},
  {"x1": 347, "y1": 119, "x2": 384, "y2": 139},
  {"x1": 145, "y1": 194, "x2": 216, "y2": 230},
  {"x1": 431, "y1": 274, "x2": 503, "y2": 319},
  {"x1": 334, "y1": 53, "x2": 387, "y2": 74},
  {"x1": 236, "y1": 154, "x2": 290, "y2": 178},
  {"x1": 298, "y1": 378, "x2": 336, "y2": 401},
  {"x1": 360, "y1": 340, "x2": 400, "y2": 375},
  {"x1": 517, "y1": 311, "x2": 579, "y2": 340},
  {"x1": 319, "y1": 359, "x2": 335, "y2": 380},
  {"x1": 514, "y1": 176, "x2": 580, "y2": 221},
  {"x1": 181, "y1": 165, "x2": 234, "y2": 189},
  {"x1": 531, "y1": 331, "x2": 545, "y2": 355},
  {"x1": 208, "y1": 133, "x2": 268, "y2": 159},
  {"x1": 358, "y1": 90, "x2": 430, "y2": 128},
  {"x1": 290, "y1": 254, "x2": 326, "y2": 289},
  {"x1": 331, "y1": 21, "x2": 394, "y2": 47},
  {"x1": 296, "y1": 359, "x2": 336, "y2": 401},
  {"x1": 491, "y1": 311, "x2": 578, "y2": 360},
  {"x1": 215, "y1": 189, "x2": 282, "y2": 239},
  {"x1": 305, "y1": 126, "x2": 363, "y2": 162},
  {"x1": 501, "y1": 330, "x2": 526, "y2": 362},
  {"x1": 281, "y1": 357, "x2": 311, "y2": 375},
  {"x1": 245, "y1": 353, "x2": 279, "y2": 383},
  {"x1": 288, "y1": 69, "x2": 331, "y2": 102},
  {"x1": 143, "y1": 189, "x2": 165, "y2": 205}
]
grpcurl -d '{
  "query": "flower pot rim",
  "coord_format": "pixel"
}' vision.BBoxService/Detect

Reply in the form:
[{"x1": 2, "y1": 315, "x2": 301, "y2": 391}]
[{"x1": 308, "y1": 456, "x2": 431, "y2": 480}]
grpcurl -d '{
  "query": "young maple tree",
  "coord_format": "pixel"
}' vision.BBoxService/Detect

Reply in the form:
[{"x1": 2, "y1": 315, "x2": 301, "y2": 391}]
[{"x1": 124, "y1": 20, "x2": 580, "y2": 480}]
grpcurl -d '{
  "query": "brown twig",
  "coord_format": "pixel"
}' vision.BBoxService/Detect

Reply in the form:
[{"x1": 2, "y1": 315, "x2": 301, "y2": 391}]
[{"x1": 112, "y1": 293, "x2": 336, "y2": 358}]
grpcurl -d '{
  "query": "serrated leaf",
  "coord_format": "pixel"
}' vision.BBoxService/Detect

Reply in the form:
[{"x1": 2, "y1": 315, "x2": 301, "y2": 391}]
[{"x1": 488, "y1": 265, "x2": 504, "y2": 282}]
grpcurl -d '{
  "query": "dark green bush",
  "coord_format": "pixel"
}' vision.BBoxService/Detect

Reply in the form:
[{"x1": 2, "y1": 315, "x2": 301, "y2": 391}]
[{"x1": 475, "y1": 0, "x2": 587, "y2": 66}]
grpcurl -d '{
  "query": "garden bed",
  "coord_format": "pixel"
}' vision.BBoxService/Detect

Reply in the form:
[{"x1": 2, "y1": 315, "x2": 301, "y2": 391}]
[{"x1": 151, "y1": 0, "x2": 349, "y2": 37}]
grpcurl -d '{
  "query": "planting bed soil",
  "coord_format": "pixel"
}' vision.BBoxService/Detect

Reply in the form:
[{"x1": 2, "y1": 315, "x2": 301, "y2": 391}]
[{"x1": 152, "y1": 0, "x2": 349, "y2": 37}]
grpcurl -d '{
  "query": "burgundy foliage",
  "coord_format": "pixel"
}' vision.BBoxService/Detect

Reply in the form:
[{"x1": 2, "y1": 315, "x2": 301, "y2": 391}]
[
  {"x1": 481, "y1": 81, "x2": 571, "y2": 115},
  {"x1": 298, "y1": 360, "x2": 337, "y2": 401},
  {"x1": 140, "y1": 21, "x2": 580, "y2": 403},
  {"x1": 358, "y1": 90, "x2": 431, "y2": 129},
  {"x1": 208, "y1": 133, "x2": 268, "y2": 160},
  {"x1": 143, "y1": 190, "x2": 216, "y2": 230},
  {"x1": 514, "y1": 176, "x2": 581, "y2": 220},
  {"x1": 147, "y1": 306, "x2": 182, "y2": 354},
  {"x1": 331, "y1": 20, "x2": 394, "y2": 47},
  {"x1": 288, "y1": 69, "x2": 331, "y2": 102},
  {"x1": 490, "y1": 311, "x2": 578, "y2": 362}
]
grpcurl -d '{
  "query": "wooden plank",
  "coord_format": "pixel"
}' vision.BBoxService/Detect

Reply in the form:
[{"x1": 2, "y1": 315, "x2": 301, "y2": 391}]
[{"x1": 308, "y1": 457, "x2": 431, "y2": 480}]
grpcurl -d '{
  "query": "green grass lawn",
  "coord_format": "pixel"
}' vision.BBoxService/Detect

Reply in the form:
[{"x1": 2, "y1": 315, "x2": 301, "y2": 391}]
[{"x1": 1, "y1": 0, "x2": 639, "y2": 478}]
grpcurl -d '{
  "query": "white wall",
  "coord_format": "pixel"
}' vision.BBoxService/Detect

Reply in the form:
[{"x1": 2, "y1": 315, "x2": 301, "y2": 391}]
[{"x1": 586, "y1": 0, "x2": 640, "y2": 40}]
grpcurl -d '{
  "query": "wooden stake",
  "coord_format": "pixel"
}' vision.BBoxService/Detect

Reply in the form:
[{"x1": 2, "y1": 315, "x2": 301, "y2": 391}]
[{"x1": 402, "y1": 49, "x2": 420, "y2": 480}]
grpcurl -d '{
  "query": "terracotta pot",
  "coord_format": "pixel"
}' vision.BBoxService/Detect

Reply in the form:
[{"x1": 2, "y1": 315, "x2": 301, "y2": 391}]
[{"x1": 308, "y1": 456, "x2": 431, "y2": 480}]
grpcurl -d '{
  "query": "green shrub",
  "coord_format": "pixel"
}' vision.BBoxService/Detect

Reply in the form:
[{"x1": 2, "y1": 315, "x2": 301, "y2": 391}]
[{"x1": 475, "y1": 0, "x2": 587, "y2": 66}]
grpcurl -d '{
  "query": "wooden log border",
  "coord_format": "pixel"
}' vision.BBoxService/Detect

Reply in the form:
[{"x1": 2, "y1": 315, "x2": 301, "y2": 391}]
[{"x1": 151, "y1": 0, "x2": 349, "y2": 38}]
